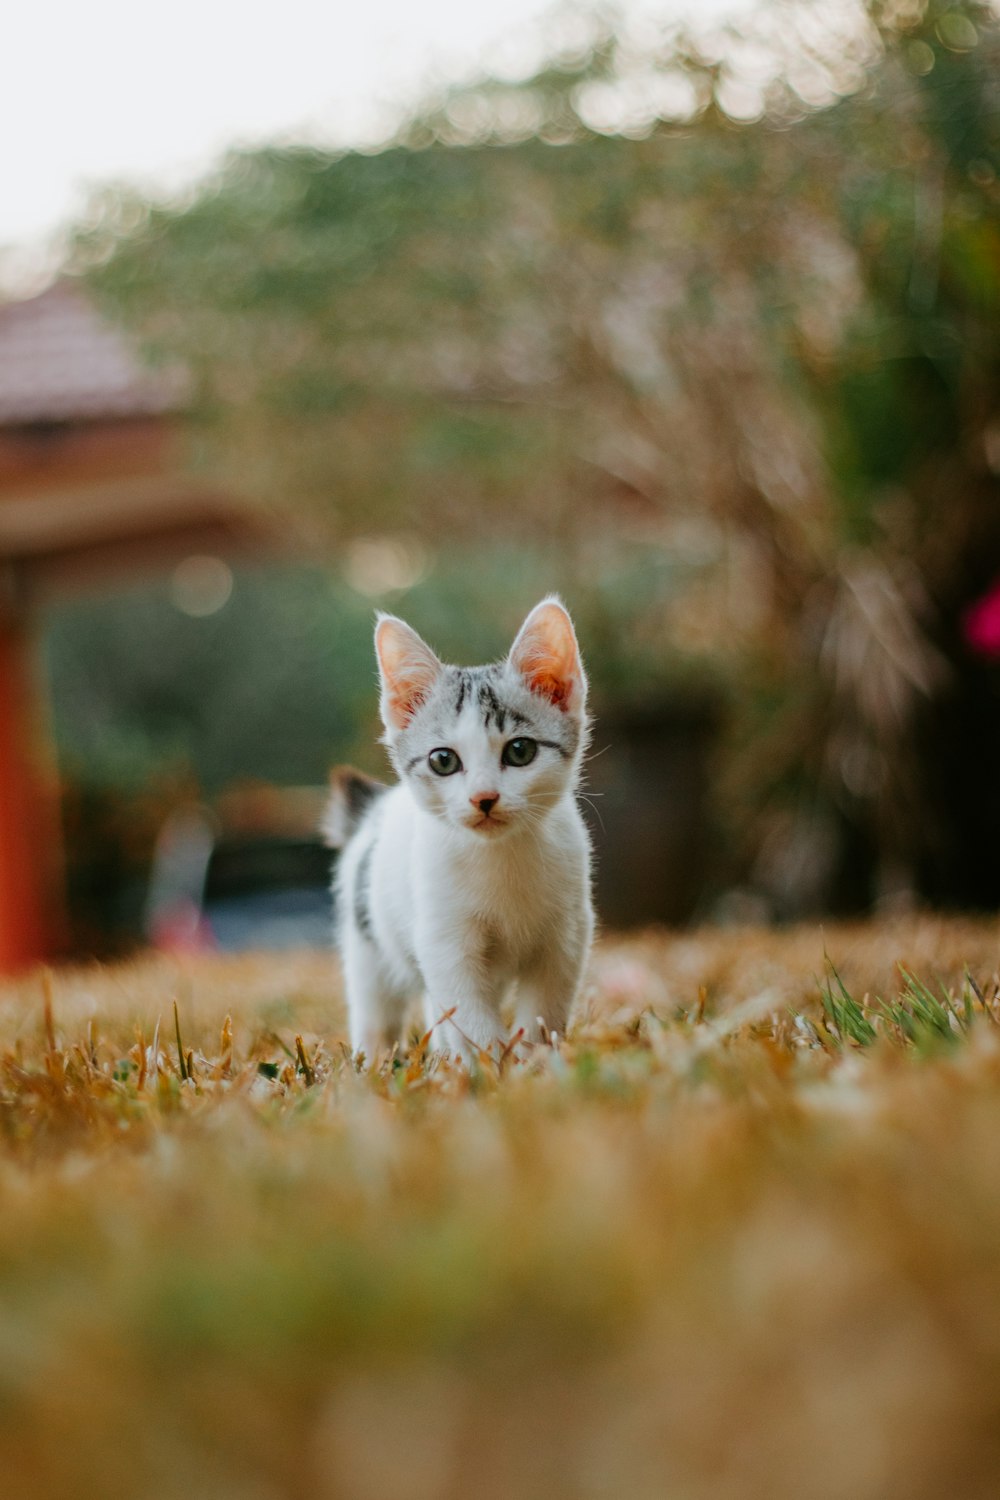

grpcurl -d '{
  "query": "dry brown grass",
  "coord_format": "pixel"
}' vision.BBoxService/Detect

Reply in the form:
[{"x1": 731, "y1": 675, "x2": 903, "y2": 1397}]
[{"x1": 0, "y1": 916, "x2": 999, "y2": 1499}]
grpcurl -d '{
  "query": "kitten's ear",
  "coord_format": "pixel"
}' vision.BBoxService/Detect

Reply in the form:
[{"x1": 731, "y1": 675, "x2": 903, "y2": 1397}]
[
  {"x1": 375, "y1": 614, "x2": 442, "y2": 731},
  {"x1": 509, "y1": 596, "x2": 586, "y2": 713}
]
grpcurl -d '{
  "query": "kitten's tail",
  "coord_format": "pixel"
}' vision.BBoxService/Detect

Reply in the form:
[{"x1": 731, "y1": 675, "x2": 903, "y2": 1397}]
[{"x1": 322, "y1": 766, "x2": 388, "y2": 848}]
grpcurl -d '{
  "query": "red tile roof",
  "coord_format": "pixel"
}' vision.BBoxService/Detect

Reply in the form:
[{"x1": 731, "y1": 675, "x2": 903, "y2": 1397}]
[{"x1": 0, "y1": 282, "x2": 184, "y2": 425}]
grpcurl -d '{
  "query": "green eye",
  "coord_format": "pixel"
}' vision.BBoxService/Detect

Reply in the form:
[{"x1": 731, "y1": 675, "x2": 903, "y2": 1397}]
[
  {"x1": 502, "y1": 737, "x2": 538, "y2": 768},
  {"x1": 428, "y1": 747, "x2": 462, "y2": 776}
]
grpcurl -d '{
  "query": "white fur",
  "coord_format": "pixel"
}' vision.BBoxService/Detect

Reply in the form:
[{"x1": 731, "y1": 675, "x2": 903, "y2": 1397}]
[{"x1": 335, "y1": 598, "x2": 594, "y2": 1062}]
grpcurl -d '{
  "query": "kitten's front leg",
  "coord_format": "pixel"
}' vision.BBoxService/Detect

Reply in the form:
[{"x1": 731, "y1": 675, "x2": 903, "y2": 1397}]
[
  {"x1": 419, "y1": 961, "x2": 506, "y2": 1064},
  {"x1": 514, "y1": 940, "x2": 589, "y2": 1047},
  {"x1": 342, "y1": 925, "x2": 408, "y2": 1062}
]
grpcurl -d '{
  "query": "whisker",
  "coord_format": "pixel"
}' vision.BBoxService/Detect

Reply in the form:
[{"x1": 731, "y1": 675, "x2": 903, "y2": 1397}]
[{"x1": 576, "y1": 793, "x2": 606, "y2": 834}]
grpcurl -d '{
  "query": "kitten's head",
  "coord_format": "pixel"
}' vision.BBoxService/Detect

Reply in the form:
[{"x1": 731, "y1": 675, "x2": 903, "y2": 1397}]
[{"x1": 375, "y1": 596, "x2": 588, "y2": 839}]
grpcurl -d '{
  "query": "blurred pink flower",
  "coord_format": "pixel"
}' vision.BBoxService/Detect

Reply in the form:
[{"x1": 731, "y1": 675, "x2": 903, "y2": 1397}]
[{"x1": 964, "y1": 578, "x2": 1000, "y2": 657}]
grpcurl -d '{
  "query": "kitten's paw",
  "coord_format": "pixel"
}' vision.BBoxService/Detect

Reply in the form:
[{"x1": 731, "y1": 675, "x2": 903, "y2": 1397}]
[
  {"x1": 515, "y1": 1013, "x2": 568, "y2": 1049},
  {"x1": 421, "y1": 1003, "x2": 506, "y2": 1068}
]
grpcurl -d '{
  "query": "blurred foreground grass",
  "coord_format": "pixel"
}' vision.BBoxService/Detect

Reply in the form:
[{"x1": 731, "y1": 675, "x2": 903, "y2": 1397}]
[{"x1": 2, "y1": 917, "x2": 1000, "y2": 1499}]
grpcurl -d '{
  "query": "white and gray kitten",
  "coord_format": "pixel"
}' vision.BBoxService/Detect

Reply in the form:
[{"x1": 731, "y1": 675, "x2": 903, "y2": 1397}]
[{"x1": 325, "y1": 596, "x2": 594, "y2": 1062}]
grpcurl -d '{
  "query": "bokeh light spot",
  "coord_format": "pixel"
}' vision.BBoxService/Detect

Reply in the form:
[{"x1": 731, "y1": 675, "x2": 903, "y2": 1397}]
[
  {"x1": 170, "y1": 555, "x2": 234, "y2": 617},
  {"x1": 344, "y1": 535, "x2": 429, "y2": 598},
  {"x1": 936, "y1": 13, "x2": 978, "y2": 52}
]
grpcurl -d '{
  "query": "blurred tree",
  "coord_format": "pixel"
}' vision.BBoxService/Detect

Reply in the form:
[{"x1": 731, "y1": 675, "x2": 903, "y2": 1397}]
[
  {"x1": 44, "y1": 567, "x2": 379, "y2": 792},
  {"x1": 69, "y1": 0, "x2": 1000, "y2": 914}
]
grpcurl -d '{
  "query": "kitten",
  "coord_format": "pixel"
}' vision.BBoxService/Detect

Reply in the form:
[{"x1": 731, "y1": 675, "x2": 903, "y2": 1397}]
[{"x1": 325, "y1": 596, "x2": 594, "y2": 1062}]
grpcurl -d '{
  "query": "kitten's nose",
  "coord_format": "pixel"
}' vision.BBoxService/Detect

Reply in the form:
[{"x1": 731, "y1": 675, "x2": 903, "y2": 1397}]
[{"x1": 471, "y1": 792, "x2": 499, "y2": 815}]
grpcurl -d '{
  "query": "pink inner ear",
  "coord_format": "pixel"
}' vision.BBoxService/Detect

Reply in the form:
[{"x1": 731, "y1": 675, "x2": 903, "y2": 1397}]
[
  {"x1": 386, "y1": 682, "x2": 424, "y2": 726},
  {"x1": 524, "y1": 661, "x2": 574, "y2": 708},
  {"x1": 376, "y1": 618, "x2": 440, "y2": 728},
  {"x1": 511, "y1": 602, "x2": 581, "y2": 710}
]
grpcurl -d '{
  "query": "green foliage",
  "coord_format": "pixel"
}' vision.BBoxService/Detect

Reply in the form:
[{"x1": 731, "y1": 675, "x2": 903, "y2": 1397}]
[
  {"x1": 820, "y1": 958, "x2": 989, "y2": 1052},
  {"x1": 820, "y1": 960, "x2": 879, "y2": 1046},
  {"x1": 44, "y1": 566, "x2": 379, "y2": 792}
]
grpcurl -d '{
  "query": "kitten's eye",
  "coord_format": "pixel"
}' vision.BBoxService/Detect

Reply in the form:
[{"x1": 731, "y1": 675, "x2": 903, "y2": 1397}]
[
  {"x1": 502, "y1": 737, "x2": 538, "y2": 768},
  {"x1": 428, "y1": 747, "x2": 462, "y2": 777}
]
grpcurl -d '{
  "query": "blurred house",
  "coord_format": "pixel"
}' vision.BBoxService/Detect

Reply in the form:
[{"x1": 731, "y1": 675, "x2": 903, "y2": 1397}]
[{"x1": 0, "y1": 281, "x2": 270, "y2": 970}]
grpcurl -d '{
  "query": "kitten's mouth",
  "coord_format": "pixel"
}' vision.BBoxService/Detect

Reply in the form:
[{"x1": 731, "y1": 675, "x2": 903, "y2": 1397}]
[{"x1": 466, "y1": 813, "x2": 509, "y2": 835}]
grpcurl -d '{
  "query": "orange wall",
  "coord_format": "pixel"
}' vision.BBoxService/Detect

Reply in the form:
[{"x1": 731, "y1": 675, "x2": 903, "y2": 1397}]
[{"x1": 0, "y1": 619, "x2": 57, "y2": 969}]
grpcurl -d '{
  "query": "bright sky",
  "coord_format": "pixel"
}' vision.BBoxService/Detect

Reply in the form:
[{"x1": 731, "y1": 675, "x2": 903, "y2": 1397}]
[{"x1": 1, "y1": 0, "x2": 752, "y2": 275}]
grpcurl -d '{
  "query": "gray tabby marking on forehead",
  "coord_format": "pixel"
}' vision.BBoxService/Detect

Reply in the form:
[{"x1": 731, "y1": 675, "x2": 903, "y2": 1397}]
[
  {"x1": 440, "y1": 666, "x2": 528, "y2": 734},
  {"x1": 478, "y1": 678, "x2": 509, "y2": 733},
  {"x1": 449, "y1": 665, "x2": 493, "y2": 718}
]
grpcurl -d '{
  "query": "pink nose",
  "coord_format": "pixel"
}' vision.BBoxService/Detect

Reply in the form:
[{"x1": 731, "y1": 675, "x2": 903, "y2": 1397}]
[{"x1": 471, "y1": 792, "x2": 499, "y2": 815}]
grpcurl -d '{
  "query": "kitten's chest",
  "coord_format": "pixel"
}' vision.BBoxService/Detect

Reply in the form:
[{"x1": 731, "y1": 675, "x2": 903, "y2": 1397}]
[
  {"x1": 436, "y1": 828, "x2": 574, "y2": 954},
  {"x1": 467, "y1": 853, "x2": 550, "y2": 934}
]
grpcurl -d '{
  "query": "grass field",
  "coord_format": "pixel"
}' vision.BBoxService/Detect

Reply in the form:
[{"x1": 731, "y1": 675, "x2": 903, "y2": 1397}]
[{"x1": 2, "y1": 916, "x2": 1000, "y2": 1499}]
